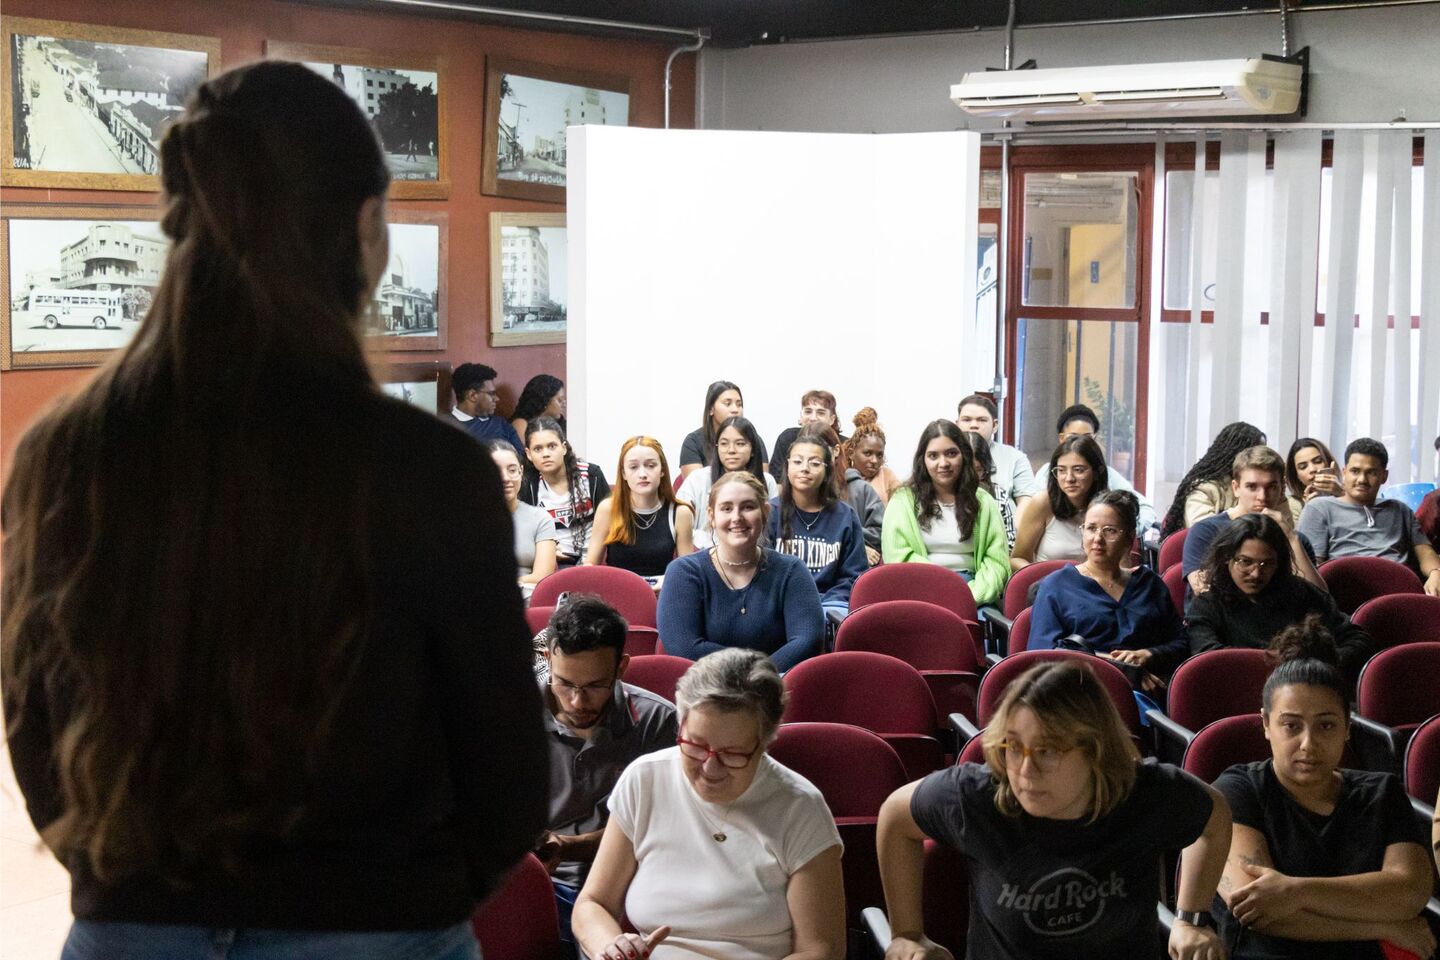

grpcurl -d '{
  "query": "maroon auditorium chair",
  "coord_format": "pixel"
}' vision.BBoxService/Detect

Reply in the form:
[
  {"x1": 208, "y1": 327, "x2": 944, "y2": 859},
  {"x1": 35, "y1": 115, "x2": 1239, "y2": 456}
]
[
  {"x1": 472, "y1": 854, "x2": 560, "y2": 960},
  {"x1": 836, "y1": 600, "x2": 981, "y2": 727},
  {"x1": 1148, "y1": 649, "x2": 1272, "y2": 765},
  {"x1": 1157, "y1": 527, "x2": 1189, "y2": 574},
  {"x1": 850, "y1": 564, "x2": 985, "y2": 661},
  {"x1": 1318, "y1": 556, "x2": 1424, "y2": 615},
  {"x1": 530, "y1": 566, "x2": 659, "y2": 628},
  {"x1": 1350, "y1": 642, "x2": 1440, "y2": 775},
  {"x1": 1351, "y1": 593, "x2": 1440, "y2": 649},
  {"x1": 622, "y1": 654, "x2": 693, "y2": 704}
]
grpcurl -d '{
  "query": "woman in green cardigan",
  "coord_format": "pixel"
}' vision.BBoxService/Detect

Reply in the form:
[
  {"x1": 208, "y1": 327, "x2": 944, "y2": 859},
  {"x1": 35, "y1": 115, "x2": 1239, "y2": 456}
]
[{"x1": 881, "y1": 419, "x2": 1011, "y2": 604}]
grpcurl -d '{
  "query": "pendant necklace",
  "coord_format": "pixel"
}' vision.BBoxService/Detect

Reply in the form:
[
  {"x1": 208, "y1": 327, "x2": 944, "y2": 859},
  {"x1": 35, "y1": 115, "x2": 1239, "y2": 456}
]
[
  {"x1": 797, "y1": 505, "x2": 822, "y2": 532},
  {"x1": 713, "y1": 547, "x2": 756, "y2": 614},
  {"x1": 695, "y1": 795, "x2": 738, "y2": 843},
  {"x1": 632, "y1": 504, "x2": 661, "y2": 530}
]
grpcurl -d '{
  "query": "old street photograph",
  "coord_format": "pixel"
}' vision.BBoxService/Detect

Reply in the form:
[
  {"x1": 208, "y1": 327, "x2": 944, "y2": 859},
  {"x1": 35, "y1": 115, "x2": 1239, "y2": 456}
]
[
  {"x1": 367, "y1": 222, "x2": 440, "y2": 337},
  {"x1": 495, "y1": 72, "x2": 627, "y2": 187},
  {"x1": 305, "y1": 61, "x2": 439, "y2": 181},
  {"x1": 9, "y1": 32, "x2": 206, "y2": 174},
  {"x1": 500, "y1": 223, "x2": 566, "y2": 334}
]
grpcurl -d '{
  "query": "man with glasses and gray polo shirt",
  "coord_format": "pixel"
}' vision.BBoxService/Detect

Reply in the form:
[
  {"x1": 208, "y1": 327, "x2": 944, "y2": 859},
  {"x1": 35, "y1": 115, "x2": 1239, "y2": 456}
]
[{"x1": 536, "y1": 594, "x2": 678, "y2": 953}]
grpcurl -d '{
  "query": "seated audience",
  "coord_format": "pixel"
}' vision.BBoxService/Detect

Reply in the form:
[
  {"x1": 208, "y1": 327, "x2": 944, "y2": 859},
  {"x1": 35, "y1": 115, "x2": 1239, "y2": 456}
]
[
  {"x1": 511, "y1": 373, "x2": 566, "y2": 441},
  {"x1": 1161, "y1": 421, "x2": 1269, "y2": 535},
  {"x1": 1029, "y1": 490, "x2": 1186, "y2": 692},
  {"x1": 1054, "y1": 403, "x2": 1159, "y2": 528},
  {"x1": 1420, "y1": 436, "x2": 1440, "y2": 551},
  {"x1": 769, "y1": 389, "x2": 844, "y2": 486},
  {"x1": 960, "y1": 430, "x2": 1018, "y2": 549},
  {"x1": 586, "y1": 437, "x2": 695, "y2": 580},
  {"x1": 572, "y1": 648, "x2": 844, "y2": 960},
  {"x1": 658, "y1": 472, "x2": 825, "y2": 672},
  {"x1": 679, "y1": 381, "x2": 767, "y2": 481},
  {"x1": 881, "y1": 419, "x2": 1011, "y2": 605},
  {"x1": 1297, "y1": 437, "x2": 1440, "y2": 596},
  {"x1": 768, "y1": 430, "x2": 868, "y2": 618},
  {"x1": 844, "y1": 407, "x2": 901, "y2": 504},
  {"x1": 877, "y1": 659, "x2": 1230, "y2": 960},
  {"x1": 1214, "y1": 622, "x2": 1434, "y2": 960},
  {"x1": 1011, "y1": 435, "x2": 1107, "y2": 570},
  {"x1": 956, "y1": 393, "x2": 1040, "y2": 525},
  {"x1": 1185, "y1": 514, "x2": 1371, "y2": 680},
  {"x1": 1285, "y1": 436, "x2": 1341, "y2": 524},
  {"x1": 677, "y1": 416, "x2": 779, "y2": 550},
  {"x1": 1182, "y1": 445, "x2": 1323, "y2": 596},
  {"x1": 811, "y1": 422, "x2": 883, "y2": 565},
  {"x1": 521, "y1": 417, "x2": 610, "y2": 567},
  {"x1": 489, "y1": 440, "x2": 557, "y2": 587},
  {"x1": 449, "y1": 361, "x2": 524, "y2": 450},
  {"x1": 537, "y1": 595, "x2": 677, "y2": 950}
]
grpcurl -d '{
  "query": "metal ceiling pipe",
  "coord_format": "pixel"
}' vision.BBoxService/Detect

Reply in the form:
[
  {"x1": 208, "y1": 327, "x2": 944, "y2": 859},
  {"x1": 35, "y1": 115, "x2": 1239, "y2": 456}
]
[
  {"x1": 351, "y1": 0, "x2": 704, "y2": 40},
  {"x1": 1279, "y1": 0, "x2": 1292, "y2": 57},
  {"x1": 666, "y1": 35, "x2": 707, "y2": 129},
  {"x1": 995, "y1": 0, "x2": 1017, "y2": 422}
]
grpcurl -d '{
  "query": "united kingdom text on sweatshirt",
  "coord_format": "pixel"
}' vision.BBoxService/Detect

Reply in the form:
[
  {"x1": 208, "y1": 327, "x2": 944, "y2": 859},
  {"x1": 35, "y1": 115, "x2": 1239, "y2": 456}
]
[{"x1": 766, "y1": 498, "x2": 868, "y2": 608}]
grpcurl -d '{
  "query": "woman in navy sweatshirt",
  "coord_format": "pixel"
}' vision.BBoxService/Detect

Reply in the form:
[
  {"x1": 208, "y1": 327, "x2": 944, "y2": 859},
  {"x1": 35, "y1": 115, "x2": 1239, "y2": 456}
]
[
  {"x1": 658, "y1": 472, "x2": 825, "y2": 672},
  {"x1": 768, "y1": 429, "x2": 868, "y2": 618}
]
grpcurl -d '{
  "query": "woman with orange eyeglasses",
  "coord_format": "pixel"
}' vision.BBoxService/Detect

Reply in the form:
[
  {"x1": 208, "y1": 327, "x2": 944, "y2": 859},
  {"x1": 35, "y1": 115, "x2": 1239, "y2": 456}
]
[{"x1": 586, "y1": 437, "x2": 696, "y2": 584}]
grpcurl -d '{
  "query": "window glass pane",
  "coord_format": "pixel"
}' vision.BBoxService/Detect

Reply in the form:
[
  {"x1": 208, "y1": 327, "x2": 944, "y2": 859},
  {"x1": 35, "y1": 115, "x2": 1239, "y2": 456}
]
[
  {"x1": 1316, "y1": 166, "x2": 1424, "y2": 319},
  {"x1": 1014, "y1": 318, "x2": 1139, "y2": 482},
  {"x1": 1162, "y1": 170, "x2": 1220, "y2": 312},
  {"x1": 1022, "y1": 172, "x2": 1138, "y2": 309}
]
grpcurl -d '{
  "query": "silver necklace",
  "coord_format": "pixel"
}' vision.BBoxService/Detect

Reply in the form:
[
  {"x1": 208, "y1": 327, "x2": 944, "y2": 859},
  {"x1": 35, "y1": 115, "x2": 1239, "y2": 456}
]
[
  {"x1": 632, "y1": 504, "x2": 661, "y2": 530},
  {"x1": 712, "y1": 548, "x2": 756, "y2": 614},
  {"x1": 796, "y1": 505, "x2": 823, "y2": 531}
]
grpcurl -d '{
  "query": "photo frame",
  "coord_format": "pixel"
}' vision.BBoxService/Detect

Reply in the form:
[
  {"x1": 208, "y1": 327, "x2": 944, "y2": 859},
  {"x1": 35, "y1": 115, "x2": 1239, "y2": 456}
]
[
  {"x1": 2, "y1": 16, "x2": 220, "y2": 191},
  {"x1": 2, "y1": 203, "x2": 162, "y2": 370},
  {"x1": 376, "y1": 360, "x2": 452, "y2": 416},
  {"x1": 366, "y1": 208, "x2": 448, "y2": 352},
  {"x1": 482, "y1": 57, "x2": 633, "y2": 204},
  {"x1": 490, "y1": 211, "x2": 566, "y2": 347},
  {"x1": 266, "y1": 40, "x2": 449, "y2": 201}
]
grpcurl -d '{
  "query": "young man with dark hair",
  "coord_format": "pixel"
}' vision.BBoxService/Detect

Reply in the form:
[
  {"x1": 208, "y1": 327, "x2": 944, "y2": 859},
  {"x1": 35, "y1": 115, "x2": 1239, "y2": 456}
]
[
  {"x1": 1046, "y1": 402, "x2": 1159, "y2": 530},
  {"x1": 1418, "y1": 436, "x2": 1440, "y2": 552},
  {"x1": 955, "y1": 394, "x2": 1040, "y2": 540},
  {"x1": 1297, "y1": 438, "x2": 1440, "y2": 596},
  {"x1": 449, "y1": 361, "x2": 523, "y2": 449},
  {"x1": 536, "y1": 594, "x2": 678, "y2": 947},
  {"x1": 1181, "y1": 445, "x2": 1323, "y2": 596}
]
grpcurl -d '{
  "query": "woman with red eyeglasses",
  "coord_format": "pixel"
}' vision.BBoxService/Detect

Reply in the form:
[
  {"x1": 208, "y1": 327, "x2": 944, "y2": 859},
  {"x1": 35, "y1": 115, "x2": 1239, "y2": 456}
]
[{"x1": 572, "y1": 649, "x2": 845, "y2": 960}]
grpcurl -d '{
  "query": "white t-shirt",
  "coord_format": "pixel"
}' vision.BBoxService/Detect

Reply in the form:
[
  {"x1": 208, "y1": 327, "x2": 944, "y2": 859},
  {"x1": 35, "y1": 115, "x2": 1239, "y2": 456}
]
[
  {"x1": 677, "y1": 471, "x2": 781, "y2": 549},
  {"x1": 989, "y1": 441, "x2": 1041, "y2": 501},
  {"x1": 609, "y1": 748, "x2": 842, "y2": 960},
  {"x1": 919, "y1": 502, "x2": 976, "y2": 573}
]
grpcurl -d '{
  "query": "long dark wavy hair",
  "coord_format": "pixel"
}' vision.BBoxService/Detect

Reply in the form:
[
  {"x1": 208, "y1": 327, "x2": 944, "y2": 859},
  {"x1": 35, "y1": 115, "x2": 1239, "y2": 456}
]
[
  {"x1": 1048, "y1": 435, "x2": 1108, "y2": 521},
  {"x1": 708, "y1": 415, "x2": 767, "y2": 483},
  {"x1": 1, "y1": 62, "x2": 390, "y2": 883},
  {"x1": 1285, "y1": 437, "x2": 1336, "y2": 501},
  {"x1": 524, "y1": 416, "x2": 592, "y2": 548},
  {"x1": 699, "y1": 380, "x2": 742, "y2": 463},
  {"x1": 512, "y1": 374, "x2": 565, "y2": 432},
  {"x1": 959, "y1": 431, "x2": 997, "y2": 497},
  {"x1": 1161, "y1": 421, "x2": 1268, "y2": 535},
  {"x1": 777, "y1": 429, "x2": 842, "y2": 541},
  {"x1": 1199, "y1": 512, "x2": 1297, "y2": 607},
  {"x1": 906, "y1": 419, "x2": 980, "y2": 540}
]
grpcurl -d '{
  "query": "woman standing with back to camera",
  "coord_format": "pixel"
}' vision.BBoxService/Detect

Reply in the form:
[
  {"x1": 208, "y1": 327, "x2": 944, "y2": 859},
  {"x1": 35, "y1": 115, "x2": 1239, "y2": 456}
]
[{"x1": 1, "y1": 63, "x2": 546, "y2": 960}]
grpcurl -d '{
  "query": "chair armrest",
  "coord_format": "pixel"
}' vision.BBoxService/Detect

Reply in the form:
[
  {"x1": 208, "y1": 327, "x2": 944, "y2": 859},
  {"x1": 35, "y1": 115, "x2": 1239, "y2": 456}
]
[
  {"x1": 1147, "y1": 709, "x2": 1197, "y2": 767},
  {"x1": 1348, "y1": 712, "x2": 1405, "y2": 776},
  {"x1": 950, "y1": 712, "x2": 981, "y2": 754},
  {"x1": 824, "y1": 608, "x2": 845, "y2": 653},
  {"x1": 979, "y1": 604, "x2": 1004, "y2": 657},
  {"x1": 985, "y1": 652, "x2": 1002, "y2": 669},
  {"x1": 861, "y1": 907, "x2": 892, "y2": 955}
]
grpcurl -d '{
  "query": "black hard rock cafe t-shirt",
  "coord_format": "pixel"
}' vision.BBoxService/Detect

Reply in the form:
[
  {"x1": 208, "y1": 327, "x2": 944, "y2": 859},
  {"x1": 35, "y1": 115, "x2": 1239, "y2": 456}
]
[{"x1": 911, "y1": 759, "x2": 1213, "y2": 960}]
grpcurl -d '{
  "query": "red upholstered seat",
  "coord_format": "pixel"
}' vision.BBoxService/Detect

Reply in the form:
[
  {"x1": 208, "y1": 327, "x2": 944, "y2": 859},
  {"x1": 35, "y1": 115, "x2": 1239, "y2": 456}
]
[
  {"x1": 1002, "y1": 560, "x2": 1072, "y2": 620},
  {"x1": 472, "y1": 854, "x2": 560, "y2": 960},
  {"x1": 1403, "y1": 713, "x2": 1440, "y2": 807},
  {"x1": 1318, "y1": 556, "x2": 1424, "y2": 615},
  {"x1": 623, "y1": 655, "x2": 692, "y2": 704},
  {"x1": 1158, "y1": 527, "x2": 1189, "y2": 574},
  {"x1": 530, "y1": 566, "x2": 659, "y2": 628},
  {"x1": 1351, "y1": 593, "x2": 1440, "y2": 649},
  {"x1": 1151, "y1": 649, "x2": 1272, "y2": 765},
  {"x1": 835, "y1": 600, "x2": 981, "y2": 725},
  {"x1": 1006, "y1": 607, "x2": 1034, "y2": 656},
  {"x1": 1181, "y1": 714, "x2": 1271, "y2": 783},
  {"x1": 1351, "y1": 642, "x2": 1440, "y2": 775},
  {"x1": 1162, "y1": 564, "x2": 1187, "y2": 621},
  {"x1": 850, "y1": 564, "x2": 985, "y2": 661},
  {"x1": 976, "y1": 649, "x2": 1143, "y2": 742}
]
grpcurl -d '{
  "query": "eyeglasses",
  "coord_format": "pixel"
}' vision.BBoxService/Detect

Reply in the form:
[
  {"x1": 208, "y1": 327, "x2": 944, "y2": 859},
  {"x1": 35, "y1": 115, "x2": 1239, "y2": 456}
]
[
  {"x1": 1081, "y1": 524, "x2": 1125, "y2": 542},
  {"x1": 1052, "y1": 466, "x2": 1092, "y2": 479},
  {"x1": 549, "y1": 674, "x2": 616, "y2": 700},
  {"x1": 998, "y1": 739, "x2": 1073, "y2": 773},
  {"x1": 788, "y1": 457, "x2": 826, "y2": 470},
  {"x1": 677, "y1": 736, "x2": 760, "y2": 769},
  {"x1": 1229, "y1": 556, "x2": 1274, "y2": 573}
]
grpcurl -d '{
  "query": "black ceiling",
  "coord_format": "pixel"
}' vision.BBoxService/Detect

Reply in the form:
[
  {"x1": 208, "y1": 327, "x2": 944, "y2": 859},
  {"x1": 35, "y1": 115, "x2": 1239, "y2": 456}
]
[{"x1": 351, "y1": 0, "x2": 1417, "y2": 45}]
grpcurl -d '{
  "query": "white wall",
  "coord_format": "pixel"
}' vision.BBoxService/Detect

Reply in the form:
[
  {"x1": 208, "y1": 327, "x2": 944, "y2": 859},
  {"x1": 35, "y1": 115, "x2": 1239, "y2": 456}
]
[
  {"x1": 568, "y1": 126, "x2": 981, "y2": 481},
  {"x1": 698, "y1": 5, "x2": 1440, "y2": 133}
]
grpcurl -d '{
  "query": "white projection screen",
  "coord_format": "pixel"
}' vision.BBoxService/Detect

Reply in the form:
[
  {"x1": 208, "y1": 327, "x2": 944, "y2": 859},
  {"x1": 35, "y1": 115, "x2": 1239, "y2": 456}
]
[{"x1": 568, "y1": 126, "x2": 982, "y2": 484}]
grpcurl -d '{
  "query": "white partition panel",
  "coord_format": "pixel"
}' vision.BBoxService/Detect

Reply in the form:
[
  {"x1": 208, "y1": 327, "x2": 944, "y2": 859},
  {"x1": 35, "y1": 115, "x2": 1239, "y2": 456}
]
[
  {"x1": 1421, "y1": 132, "x2": 1440, "y2": 483},
  {"x1": 568, "y1": 126, "x2": 981, "y2": 482}
]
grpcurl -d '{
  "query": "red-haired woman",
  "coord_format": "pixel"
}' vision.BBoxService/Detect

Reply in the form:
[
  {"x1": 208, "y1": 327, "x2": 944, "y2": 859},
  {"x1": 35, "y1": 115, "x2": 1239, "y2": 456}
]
[{"x1": 586, "y1": 437, "x2": 696, "y2": 583}]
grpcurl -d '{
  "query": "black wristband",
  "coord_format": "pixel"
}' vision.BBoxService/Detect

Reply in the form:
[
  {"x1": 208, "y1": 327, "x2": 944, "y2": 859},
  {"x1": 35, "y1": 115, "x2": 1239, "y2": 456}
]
[{"x1": 1175, "y1": 908, "x2": 1215, "y2": 928}]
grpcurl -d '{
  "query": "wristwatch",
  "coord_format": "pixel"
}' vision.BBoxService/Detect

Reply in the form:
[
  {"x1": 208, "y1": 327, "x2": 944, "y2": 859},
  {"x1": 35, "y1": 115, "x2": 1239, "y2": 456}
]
[{"x1": 1174, "y1": 909, "x2": 1215, "y2": 928}]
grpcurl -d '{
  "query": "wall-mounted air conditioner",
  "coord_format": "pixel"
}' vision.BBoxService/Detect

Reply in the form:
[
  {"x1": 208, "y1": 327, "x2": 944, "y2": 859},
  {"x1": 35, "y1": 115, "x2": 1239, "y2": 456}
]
[{"x1": 951, "y1": 57, "x2": 1305, "y2": 121}]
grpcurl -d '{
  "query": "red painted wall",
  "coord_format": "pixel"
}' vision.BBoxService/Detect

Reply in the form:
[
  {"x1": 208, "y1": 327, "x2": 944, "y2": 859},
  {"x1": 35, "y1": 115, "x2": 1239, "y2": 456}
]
[{"x1": 0, "y1": 0, "x2": 696, "y2": 478}]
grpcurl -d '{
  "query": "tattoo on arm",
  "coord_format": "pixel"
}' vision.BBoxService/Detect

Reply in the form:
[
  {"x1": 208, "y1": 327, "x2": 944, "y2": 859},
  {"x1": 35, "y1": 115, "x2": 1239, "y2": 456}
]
[{"x1": 1218, "y1": 875, "x2": 1233, "y2": 893}]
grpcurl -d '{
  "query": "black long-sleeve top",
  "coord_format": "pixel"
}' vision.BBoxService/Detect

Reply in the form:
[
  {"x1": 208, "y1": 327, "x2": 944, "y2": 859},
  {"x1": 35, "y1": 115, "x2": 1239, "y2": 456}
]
[
  {"x1": 3, "y1": 392, "x2": 548, "y2": 930},
  {"x1": 1184, "y1": 577, "x2": 1372, "y2": 681}
]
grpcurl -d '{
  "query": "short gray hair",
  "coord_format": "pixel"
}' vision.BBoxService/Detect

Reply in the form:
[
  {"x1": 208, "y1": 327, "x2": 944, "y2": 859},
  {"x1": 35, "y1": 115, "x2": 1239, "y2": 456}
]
[{"x1": 674, "y1": 648, "x2": 787, "y2": 744}]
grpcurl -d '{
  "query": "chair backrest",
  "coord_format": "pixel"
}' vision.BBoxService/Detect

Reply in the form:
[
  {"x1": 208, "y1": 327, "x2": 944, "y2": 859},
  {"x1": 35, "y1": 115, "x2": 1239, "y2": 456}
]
[
  {"x1": 1182, "y1": 714, "x2": 1271, "y2": 783},
  {"x1": 1351, "y1": 593, "x2": 1440, "y2": 649},
  {"x1": 975, "y1": 649, "x2": 1142, "y2": 738},
  {"x1": 1319, "y1": 556, "x2": 1425, "y2": 615},
  {"x1": 1166, "y1": 649, "x2": 1272, "y2": 732},
  {"x1": 1007, "y1": 606, "x2": 1034, "y2": 656},
  {"x1": 1356, "y1": 642, "x2": 1440, "y2": 728},
  {"x1": 851, "y1": 563, "x2": 979, "y2": 623},
  {"x1": 1162, "y1": 564, "x2": 1187, "y2": 620},
  {"x1": 783, "y1": 652, "x2": 937, "y2": 736},
  {"x1": 769, "y1": 722, "x2": 909, "y2": 817},
  {"x1": 1158, "y1": 527, "x2": 1189, "y2": 573},
  {"x1": 1003, "y1": 560, "x2": 1071, "y2": 620},
  {"x1": 622, "y1": 655, "x2": 692, "y2": 704},
  {"x1": 529, "y1": 566, "x2": 659, "y2": 627},
  {"x1": 1403, "y1": 713, "x2": 1440, "y2": 806},
  {"x1": 958, "y1": 732, "x2": 987, "y2": 765},
  {"x1": 472, "y1": 853, "x2": 559, "y2": 960},
  {"x1": 835, "y1": 599, "x2": 980, "y2": 672},
  {"x1": 1380, "y1": 482, "x2": 1437, "y2": 512},
  {"x1": 525, "y1": 605, "x2": 553, "y2": 636}
]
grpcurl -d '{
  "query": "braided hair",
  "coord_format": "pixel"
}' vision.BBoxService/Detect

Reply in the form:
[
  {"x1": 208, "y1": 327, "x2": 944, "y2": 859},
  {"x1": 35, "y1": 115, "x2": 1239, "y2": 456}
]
[{"x1": 1161, "y1": 422, "x2": 1268, "y2": 536}]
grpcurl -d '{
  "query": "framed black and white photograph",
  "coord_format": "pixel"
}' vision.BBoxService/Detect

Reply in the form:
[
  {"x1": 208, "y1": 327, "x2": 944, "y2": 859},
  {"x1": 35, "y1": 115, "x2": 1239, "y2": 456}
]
[
  {"x1": 482, "y1": 58, "x2": 632, "y2": 204},
  {"x1": 1, "y1": 203, "x2": 164, "y2": 370},
  {"x1": 2, "y1": 17, "x2": 219, "y2": 191},
  {"x1": 365, "y1": 209, "x2": 447, "y2": 352},
  {"x1": 377, "y1": 360, "x2": 451, "y2": 416},
  {"x1": 268, "y1": 41, "x2": 448, "y2": 200},
  {"x1": 490, "y1": 211, "x2": 566, "y2": 346}
]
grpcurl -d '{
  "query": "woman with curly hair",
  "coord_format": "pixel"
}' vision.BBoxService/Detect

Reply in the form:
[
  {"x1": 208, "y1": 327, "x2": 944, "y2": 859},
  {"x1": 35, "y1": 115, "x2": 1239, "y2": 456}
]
[
  {"x1": 844, "y1": 407, "x2": 901, "y2": 503},
  {"x1": 1160, "y1": 422, "x2": 1269, "y2": 536},
  {"x1": 510, "y1": 373, "x2": 566, "y2": 441}
]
